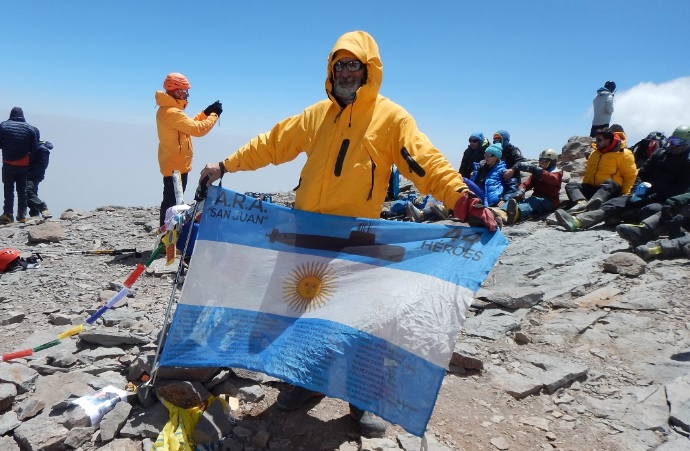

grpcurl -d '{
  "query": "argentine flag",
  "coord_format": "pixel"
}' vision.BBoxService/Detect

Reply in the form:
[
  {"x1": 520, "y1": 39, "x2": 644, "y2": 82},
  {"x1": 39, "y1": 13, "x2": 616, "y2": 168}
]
[{"x1": 160, "y1": 186, "x2": 508, "y2": 436}]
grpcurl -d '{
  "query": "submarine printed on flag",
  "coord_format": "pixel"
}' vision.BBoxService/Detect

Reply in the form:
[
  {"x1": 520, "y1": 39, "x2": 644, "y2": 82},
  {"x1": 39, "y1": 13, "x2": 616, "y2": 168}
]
[{"x1": 160, "y1": 186, "x2": 508, "y2": 436}]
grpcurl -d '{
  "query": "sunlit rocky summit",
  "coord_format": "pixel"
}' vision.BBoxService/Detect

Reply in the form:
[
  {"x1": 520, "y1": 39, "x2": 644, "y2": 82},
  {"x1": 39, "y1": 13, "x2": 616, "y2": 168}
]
[{"x1": 0, "y1": 136, "x2": 689, "y2": 450}]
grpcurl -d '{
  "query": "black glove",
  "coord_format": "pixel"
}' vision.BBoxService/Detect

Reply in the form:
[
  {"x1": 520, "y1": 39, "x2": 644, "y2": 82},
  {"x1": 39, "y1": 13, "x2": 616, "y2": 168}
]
[
  {"x1": 661, "y1": 204, "x2": 675, "y2": 221},
  {"x1": 515, "y1": 162, "x2": 538, "y2": 174},
  {"x1": 204, "y1": 100, "x2": 223, "y2": 117}
]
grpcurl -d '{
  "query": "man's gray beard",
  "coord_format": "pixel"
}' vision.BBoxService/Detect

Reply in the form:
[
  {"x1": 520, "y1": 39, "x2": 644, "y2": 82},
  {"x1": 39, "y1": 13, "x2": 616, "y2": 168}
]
[{"x1": 333, "y1": 79, "x2": 361, "y2": 104}]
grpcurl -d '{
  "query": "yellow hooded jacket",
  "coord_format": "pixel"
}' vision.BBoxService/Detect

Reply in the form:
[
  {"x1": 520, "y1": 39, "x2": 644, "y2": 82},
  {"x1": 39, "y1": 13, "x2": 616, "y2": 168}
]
[
  {"x1": 583, "y1": 133, "x2": 637, "y2": 195},
  {"x1": 220, "y1": 31, "x2": 467, "y2": 219},
  {"x1": 156, "y1": 91, "x2": 218, "y2": 177}
]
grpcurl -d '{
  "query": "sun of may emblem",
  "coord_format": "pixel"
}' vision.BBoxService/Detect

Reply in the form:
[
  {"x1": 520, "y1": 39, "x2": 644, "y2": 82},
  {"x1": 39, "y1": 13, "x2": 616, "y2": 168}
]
[{"x1": 283, "y1": 261, "x2": 337, "y2": 312}]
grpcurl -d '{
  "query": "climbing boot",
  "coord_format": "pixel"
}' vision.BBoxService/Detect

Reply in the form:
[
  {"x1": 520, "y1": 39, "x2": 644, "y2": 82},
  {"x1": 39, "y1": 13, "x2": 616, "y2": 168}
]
[
  {"x1": 575, "y1": 209, "x2": 608, "y2": 229},
  {"x1": 616, "y1": 223, "x2": 654, "y2": 247},
  {"x1": 0, "y1": 214, "x2": 13, "y2": 225},
  {"x1": 41, "y1": 209, "x2": 53, "y2": 219},
  {"x1": 349, "y1": 404, "x2": 387, "y2": 438},
  {"x1": 554, "y1": 209, "x2": 582, "y2": 232},
  {"x1": 430, "y1": 203, "x2": 450, "y2": 220},
  {"x1": 276, "y1": 385, "x2": 323, "y2": 411},
  {"x1": 566, "y1": 200, "x2": 588, "y2": 214},
  {"x1": 506, "y1": 198, "x2": 520, "y2": 224},
  {"x1": 406, "y1": 202, "x2": 425, "y2": 223},
  {"x1": 634, "y1": 244, "x2": 662, "y2": 261},
  {"x1": 684, "y1": 243, "x2": 690, "y2": 259}
]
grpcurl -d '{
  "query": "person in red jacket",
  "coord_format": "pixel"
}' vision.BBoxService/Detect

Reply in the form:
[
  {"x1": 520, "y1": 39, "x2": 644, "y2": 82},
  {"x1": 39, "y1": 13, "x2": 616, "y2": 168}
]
[{"x1": 491, "y1": 149, "x2": 563, "y2": 224}]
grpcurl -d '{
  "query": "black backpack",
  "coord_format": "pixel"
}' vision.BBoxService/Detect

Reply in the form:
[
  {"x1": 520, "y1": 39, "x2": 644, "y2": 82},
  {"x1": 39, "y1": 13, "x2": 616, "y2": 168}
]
[{"x1": 632, "y1": 132, "x2": 667, "y2": 168}]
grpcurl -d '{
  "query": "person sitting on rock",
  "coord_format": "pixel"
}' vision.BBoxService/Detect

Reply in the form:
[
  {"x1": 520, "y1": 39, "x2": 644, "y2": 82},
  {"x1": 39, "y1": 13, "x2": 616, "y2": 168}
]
[
  {"x1": 491, "y1": 130, "x2": 526, "y2": 183},
  {"x1": 464, "y1": 143, "x2": 519, "y2": 208},
  {"x1": 491, "y1": 148, "x2": 562, "y2": 224},
  {"x1": 563, "y1": 127, "x2": 637, "y2": 215},
  {"x1": 616, "y1": 189, "x2": 690, "y2": 259},
  {"x1": 555, "y1": 125, "x2": 690, "y2": 232},
  {"x1": 458, "y1": 132, "x2": 490, "y2": 178}
]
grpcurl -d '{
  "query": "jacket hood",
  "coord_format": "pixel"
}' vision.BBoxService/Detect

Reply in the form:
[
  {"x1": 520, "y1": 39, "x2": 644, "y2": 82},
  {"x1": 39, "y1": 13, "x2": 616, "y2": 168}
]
[
  {"x1": 9, "y1": 107, "x2": 25, "y2": 121},
  {"x1": 325, "y1": 31, "x2": 383, "y2": 106},
  {"x1": 494, "y1": 130, "x2": 510, "y2": 147},
  {"x1": 470, "y1": 132, "x2": 484, "y2": 143},
  {"x1": 155, "y1": 90, "x2": 188, "y2": 110}
]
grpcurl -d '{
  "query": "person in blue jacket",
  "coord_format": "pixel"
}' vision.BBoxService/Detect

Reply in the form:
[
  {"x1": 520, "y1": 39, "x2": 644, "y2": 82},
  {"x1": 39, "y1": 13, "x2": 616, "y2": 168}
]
[
  {"x1": 0, "y1": 107, "x2": 39, "y2": 224},
  {"x1": 465, "y1": 143, "x2": 519, "y2": 207}
]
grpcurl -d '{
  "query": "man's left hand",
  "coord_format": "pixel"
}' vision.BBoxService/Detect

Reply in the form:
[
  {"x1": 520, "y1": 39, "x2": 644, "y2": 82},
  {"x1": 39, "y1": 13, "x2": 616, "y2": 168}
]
[{"x1": 503, "y1": 168, "x2": 515, "y2": 181}]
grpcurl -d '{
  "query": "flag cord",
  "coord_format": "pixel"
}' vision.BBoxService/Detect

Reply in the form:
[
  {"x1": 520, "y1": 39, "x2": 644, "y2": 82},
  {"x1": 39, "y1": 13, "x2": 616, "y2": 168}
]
[{"x1": 149, "y1": 198, "x2": 204, "y2": 386}]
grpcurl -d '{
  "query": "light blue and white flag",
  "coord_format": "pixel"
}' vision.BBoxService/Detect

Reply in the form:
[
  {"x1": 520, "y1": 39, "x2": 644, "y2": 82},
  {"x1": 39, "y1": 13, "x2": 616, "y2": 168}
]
[{"x1": 160, "y1": 186, "x2": 508, "y2": 436}]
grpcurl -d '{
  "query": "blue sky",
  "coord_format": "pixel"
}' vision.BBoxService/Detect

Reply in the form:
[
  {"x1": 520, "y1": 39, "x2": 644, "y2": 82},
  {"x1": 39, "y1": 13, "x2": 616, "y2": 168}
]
[{"x1": 2, "y1": 1, "x2": 690, "y2": 216}]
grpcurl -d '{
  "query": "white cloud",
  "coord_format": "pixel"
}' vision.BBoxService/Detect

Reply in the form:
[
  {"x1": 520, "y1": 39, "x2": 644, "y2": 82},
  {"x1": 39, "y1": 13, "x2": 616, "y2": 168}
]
[{"x1": 614, "y1": 76, "x2": 690, "y2": 144}]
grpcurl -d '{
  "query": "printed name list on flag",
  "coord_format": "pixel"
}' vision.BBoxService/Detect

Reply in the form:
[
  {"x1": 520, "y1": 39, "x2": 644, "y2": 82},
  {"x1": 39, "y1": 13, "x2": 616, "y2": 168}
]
[{"x1": 160, "y1": 186, "x2": 508, "y2": 436}]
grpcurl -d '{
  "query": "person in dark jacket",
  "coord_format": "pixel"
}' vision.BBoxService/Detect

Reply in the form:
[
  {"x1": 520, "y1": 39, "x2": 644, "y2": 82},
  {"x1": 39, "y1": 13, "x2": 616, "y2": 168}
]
[
  {"x1": 555, "y1": 125, "x2": 690, "y2": 232},
  {"x1": 492, "y1": 130, "x2": 526, "y2": 182},
  {"x1": 0, "y1": 107, "x2": 39, "y2": 224},
  {"x1": 458, "y1": 132, "x2": 489, "y2": 178},
  {"x1": 27, "y1": 140, "x2": 53, "y2": 218}
]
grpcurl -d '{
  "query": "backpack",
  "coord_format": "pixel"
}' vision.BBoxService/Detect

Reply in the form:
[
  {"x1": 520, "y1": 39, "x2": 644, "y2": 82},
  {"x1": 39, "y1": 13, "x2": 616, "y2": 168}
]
[{"x1": 633, "y1": 132, "x2": 667, "y2": 168}]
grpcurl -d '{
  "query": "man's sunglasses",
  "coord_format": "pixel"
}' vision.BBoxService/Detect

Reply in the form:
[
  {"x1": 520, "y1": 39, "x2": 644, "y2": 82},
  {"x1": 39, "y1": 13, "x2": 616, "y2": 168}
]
[
  {"x1": 334, "y1": 60, "x2": 363, "y2": 72},
  {"x1": 469, "y1": 139, "x2": 480, "y2": 144},
  {"x1": 669, "y1": 137, "x2": 688, "y2": 147}
]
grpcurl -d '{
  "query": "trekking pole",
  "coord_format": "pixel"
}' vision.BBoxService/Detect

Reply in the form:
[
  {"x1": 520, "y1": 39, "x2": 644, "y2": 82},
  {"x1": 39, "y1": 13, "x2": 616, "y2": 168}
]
[{"x1": 149, "y1": 175, "x2": 210, "y2": 386}]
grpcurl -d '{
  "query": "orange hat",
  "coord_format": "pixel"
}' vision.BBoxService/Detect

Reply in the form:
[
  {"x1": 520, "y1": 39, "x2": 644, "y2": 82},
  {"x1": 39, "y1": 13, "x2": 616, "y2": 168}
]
[{"x1": 163, "y1": 73, "x2": 191, "y2": 91}]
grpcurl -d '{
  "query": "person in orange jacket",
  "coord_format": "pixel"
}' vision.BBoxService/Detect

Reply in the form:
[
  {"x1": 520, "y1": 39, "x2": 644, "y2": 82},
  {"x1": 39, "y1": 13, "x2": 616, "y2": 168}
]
[{"x1": 156, "y1": 72, "x2": 222, "y2": 225}]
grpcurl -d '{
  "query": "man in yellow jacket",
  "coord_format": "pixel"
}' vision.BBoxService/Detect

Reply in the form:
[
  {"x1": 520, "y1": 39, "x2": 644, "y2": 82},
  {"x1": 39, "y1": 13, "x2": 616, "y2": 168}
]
[
  {"x1": 156, "y1": 72, "x2": 222, "y2": 225},
  {"x1": 564, "y1": 127, "x2": 637, "y2": 214},
  {"x1": 199, "y1": 30, "x2": 497, "y2": 438}
]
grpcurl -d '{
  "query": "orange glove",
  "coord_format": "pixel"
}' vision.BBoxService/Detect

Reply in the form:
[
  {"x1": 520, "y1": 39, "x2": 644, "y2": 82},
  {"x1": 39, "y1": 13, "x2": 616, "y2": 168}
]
[{"x1": 453, "y1": 191, "x2": 499, "y2": 232}]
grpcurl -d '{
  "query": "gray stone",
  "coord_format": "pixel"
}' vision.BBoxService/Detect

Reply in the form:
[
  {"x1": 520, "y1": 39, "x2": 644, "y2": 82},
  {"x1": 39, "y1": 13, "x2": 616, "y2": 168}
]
[
  {"x1": 0, "y1": 382, "x2": 17, "y2": 411},
  {"x1": 27, "y1": 222, "x2": 67, "y2": 243},
  {"x1": 13, "y1": 415, "x2": 69, "y2": 451},
  {"x1": 64, "y1": 426, "x2": 94, "y2": 449},
  {"x1": 78, "y1": 327, "x2": 150, "y2": 346},
  {"x1": 602, "y1": 252, "x2": 647, "y2": 276},
  {"x1": 95, "y1": 438, "x2": 142, "y2": 450},
  {"x1": 192, "y1": 397, "x2": 236, "y2": 444},
  {"x1": 237, "y1": 384, "x2": 265, "y2": 403},
  {"x1": 30, "y1": 371, "x2": 102, "y2": 413},
  {"x1": 0, "y1": 411, "x2": 21, "y2": 435},
  {"x1": 16, "y1": 398, "x2": 45, "y2": 421},
  {"x1": 100, "y1": 401, "x2": 132, "y2": 442},
  {"x1": 0, "y1": 436, "x2": 20, "y2": 451},
  {"x1": 477, "y1": 287, "x2": 545, "y2": 309},
  {"x1": 398, "y1": 433, "x2": 454, "y2": 450},
  {"x1": 620, "y1": 385, "x2": 670, "y2": 433},
  {"x1": 119, "y1": 402, "x2": 169, "y2": 439},
  {"x1": 666, "y1": 376, "x2": 690, "y2": 434},
  {"x1": 0, "y1": 311, "x2": 25, "y2": 326},
  {"x1": 464, "y1": 310, "x2": 521, "y2": 340},
  {"x1": 0, "y1": 362, "x2": 40, "y2": 394},
  {"x1": 449, "y1": 341, "x2": 483, "y2": 370}
]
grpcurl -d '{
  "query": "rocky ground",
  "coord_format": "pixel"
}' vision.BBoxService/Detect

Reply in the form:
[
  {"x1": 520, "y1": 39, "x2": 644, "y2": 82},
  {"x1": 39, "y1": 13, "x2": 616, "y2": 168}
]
[{"x1": 0, "y1": 137, "x2": 689, "y2": 451}]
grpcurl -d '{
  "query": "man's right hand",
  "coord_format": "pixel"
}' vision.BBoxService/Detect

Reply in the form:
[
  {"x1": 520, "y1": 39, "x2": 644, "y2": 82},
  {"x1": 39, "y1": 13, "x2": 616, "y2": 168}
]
[{"x1": 199, "y1": 162, "x2": 223, "y2": 187}]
